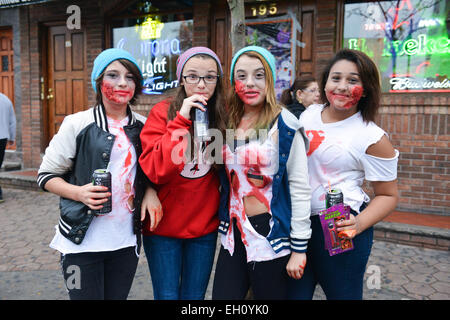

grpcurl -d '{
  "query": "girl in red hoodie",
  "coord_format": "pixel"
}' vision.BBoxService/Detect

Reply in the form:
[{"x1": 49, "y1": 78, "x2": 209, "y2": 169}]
[{"x1": 139, "y1": 47, "x2": 227, "y2": 300}]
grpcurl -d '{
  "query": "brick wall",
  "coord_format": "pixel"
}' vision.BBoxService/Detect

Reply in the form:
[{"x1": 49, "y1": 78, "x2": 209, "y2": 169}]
[
  {"x1": 193, "y1": 0, "x2": 211, "y2": 47},
  {"x1": 377, "y1": 101, "x2": 449, "y2": 215}
]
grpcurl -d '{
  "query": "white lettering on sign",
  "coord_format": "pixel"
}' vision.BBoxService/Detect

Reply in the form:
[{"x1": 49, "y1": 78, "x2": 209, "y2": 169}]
[{"x1": 390, "y1": 77, "x2": 450, "y2": 91}]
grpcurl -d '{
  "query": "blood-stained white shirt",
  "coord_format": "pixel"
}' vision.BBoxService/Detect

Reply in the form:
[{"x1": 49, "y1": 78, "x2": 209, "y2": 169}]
[
  {"x1": 221, "y1": 126, "x2": 290, "y2": 262},
  {"x1": 50, "y1": 116, "x2": 137, "y2": 254},
  {"x1": 299, "y1": 104, "x2": 398, "y2": 215}
]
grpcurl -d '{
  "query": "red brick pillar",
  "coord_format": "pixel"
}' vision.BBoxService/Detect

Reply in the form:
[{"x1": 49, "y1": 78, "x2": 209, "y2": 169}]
[{"x1": 193, "y1": 0, "x2": 211, "y2": 47}]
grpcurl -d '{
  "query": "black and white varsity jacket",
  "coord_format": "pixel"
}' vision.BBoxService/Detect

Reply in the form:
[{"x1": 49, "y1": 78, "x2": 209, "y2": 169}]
[{"x1": 37, "y1": 105, "x2": 148, "y2": 245}]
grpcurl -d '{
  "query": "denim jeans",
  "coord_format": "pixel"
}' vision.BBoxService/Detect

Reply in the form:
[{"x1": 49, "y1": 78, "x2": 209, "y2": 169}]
[
  {"x1": 143, "y1": 232, "x2": 218, "y2": 300},
  {"x1": 288, "y1": 208, "x2": 373, "y2": 300}
]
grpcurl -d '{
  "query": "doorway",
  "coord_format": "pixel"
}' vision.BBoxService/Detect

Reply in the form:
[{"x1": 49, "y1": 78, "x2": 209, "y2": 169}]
[{"x1": 43, "y1": 24, "x2": 87, "y2": 147}]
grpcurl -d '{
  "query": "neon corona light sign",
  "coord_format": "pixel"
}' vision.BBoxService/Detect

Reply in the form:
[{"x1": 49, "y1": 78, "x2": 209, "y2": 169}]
[{"x1": 114, "y1": 19, "x2": 193, "y2": 95}]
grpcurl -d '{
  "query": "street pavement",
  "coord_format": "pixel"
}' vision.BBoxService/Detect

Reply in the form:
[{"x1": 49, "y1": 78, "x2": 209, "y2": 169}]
[{"x1": 0, "y1": 187, "x2": 449, "y2": 300}]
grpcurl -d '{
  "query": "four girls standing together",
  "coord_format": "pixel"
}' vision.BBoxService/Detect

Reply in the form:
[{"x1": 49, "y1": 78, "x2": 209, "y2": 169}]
[{"x1": 39, "y1": 44, "x2": 399, "y2": 300}]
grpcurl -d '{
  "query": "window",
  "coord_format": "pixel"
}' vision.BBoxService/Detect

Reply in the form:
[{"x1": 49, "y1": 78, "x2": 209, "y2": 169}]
[
  {"x1": 111, "y1": 1, "x2": 193, "y2": 95},
  {"x1": 343, "y1": 0, "x2": 449, "y2": 93}
]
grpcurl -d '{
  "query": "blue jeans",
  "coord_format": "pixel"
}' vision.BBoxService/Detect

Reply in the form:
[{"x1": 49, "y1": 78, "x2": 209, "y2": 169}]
[
  {"x1": 143, "y1": 232, "x2": 217, "y2": 300},
  {"x1": 288, "y1": 208, "x2": 373, "y2": 300}
]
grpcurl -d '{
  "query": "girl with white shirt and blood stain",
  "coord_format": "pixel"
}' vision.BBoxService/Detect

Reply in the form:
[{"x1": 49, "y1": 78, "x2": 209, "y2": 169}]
[
  {"x1": 290, "y1": 49, "x2": 399, "y2": 300},
  {"x1": 38, "y1": 48, "x2": 158, "y2": 300},
  {"x1": 212, "y1": 46, "x2": 312, "y2": 300}
]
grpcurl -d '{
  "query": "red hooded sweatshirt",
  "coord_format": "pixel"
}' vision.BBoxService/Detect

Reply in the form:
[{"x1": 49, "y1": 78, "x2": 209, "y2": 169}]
[{"x1": 139, "y1": 99, "x2": 219, "y2": 238}]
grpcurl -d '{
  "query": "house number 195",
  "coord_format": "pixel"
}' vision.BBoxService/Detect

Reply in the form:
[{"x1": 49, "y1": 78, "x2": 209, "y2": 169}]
[{"x1": 251, "y1": 3, "x2": 277, "y2": 16}]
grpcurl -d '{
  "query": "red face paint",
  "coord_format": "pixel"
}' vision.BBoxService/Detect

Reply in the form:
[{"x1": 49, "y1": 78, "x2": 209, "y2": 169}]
[
  {"x1": 344, "y1": 85, "x2": 363, "y2": 109},
  {"x1": 101, "y1": 82, "x2": 134, "y2": 104},
  {"x1": 234, "y1": 80, "x2": 261, "y2": 105},
  {"x1": 326, "y1": 85, "x2": 363, "y2": 110}
]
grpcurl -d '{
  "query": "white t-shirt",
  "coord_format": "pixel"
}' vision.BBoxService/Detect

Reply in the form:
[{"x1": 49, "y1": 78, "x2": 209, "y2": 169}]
[
  {"x1": 299, "y1": 104, "x2": 398, "y2": 215},
  {"x1": 50, "y1": 116, "x2": 137, "y2": 254},
  {"x1": 221, "y1": 125, "x2": 290, "y2": 262}
]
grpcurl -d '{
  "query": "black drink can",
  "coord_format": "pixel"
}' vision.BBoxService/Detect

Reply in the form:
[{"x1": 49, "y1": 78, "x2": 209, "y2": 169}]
[
  {"x1": 92, "y1": 169, "x2": 112, "y2": 215},
  {"x1": 194, "y1": 103, "x2": 210, "y2": 141},
  {"x1": 326, "y1": 188, "x2": 343, "y2": 209}
]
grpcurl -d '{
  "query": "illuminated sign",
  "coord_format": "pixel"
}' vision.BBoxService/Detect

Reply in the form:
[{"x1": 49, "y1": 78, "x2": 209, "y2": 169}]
[
  {"x1": 343, "y1": 0, "x2": 449, "y2": 93},
  {"x1": 113, "y1": 19, "x2": 193, "y2": 95},
  {"x1": 138, "y1": 17, "x2": 164, "y2": 40}
]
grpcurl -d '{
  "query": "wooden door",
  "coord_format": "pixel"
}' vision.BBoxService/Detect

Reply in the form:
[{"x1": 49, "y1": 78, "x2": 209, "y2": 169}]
[
  {"x1": 0, "y1": 27, "x2": 16, "y2": 150},
  {"x1": 0, "y1": 27, "x2": 14, "y2": 104},
  {"x1": 297, "y1": 0, "x2": 316, "y2": 77},
  {"x1": 46, "y1": 25, "x2": 87, "y2": 145}
]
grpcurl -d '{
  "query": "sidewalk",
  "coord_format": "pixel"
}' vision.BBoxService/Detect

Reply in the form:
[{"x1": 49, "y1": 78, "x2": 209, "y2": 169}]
[
  {"x1": 1, "y1": 168, "x2": 449, "y2": 251},
  {"x1": 0, "y1": 170, "x2": 449, "y2": 300}
]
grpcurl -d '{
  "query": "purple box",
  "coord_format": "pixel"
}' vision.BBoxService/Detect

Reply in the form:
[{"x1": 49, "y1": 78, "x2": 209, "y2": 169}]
[{"x1": 318, "y1": 204, "x2": 354, "y2": 256}]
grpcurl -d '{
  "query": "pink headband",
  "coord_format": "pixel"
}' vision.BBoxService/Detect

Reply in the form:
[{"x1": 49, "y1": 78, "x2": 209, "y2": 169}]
[{"x1": 176, "y1": 47, "x2": 223, "y2": 82}]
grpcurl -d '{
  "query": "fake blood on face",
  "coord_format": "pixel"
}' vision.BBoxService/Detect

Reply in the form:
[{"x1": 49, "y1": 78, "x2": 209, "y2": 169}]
[
  {"x1": 327, "y1": 85, "x2": 363, "y2": 110},
  {"x1": 344, "y1": 85, "x2": 363, "y2": 109},
  {"x1": 101, "y1": 82, "x2": 133, "y2": 104},
  {"x1": 234, "y1": 80, "x2": 261, "y2": 105}
]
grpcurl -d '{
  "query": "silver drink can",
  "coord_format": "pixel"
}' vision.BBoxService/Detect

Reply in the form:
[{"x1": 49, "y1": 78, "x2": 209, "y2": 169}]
[
  {"x1": 92, "y1": 169, "x2": 112, "y2": 215},
  {"x1": 194, "y1": 103, "x2": 210, "y2": 141},
  {"x1": 326, "y1": 188, "x2": 343, "y2": 209}
]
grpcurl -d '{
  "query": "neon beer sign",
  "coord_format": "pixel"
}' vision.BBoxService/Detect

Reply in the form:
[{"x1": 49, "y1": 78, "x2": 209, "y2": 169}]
[
  {"x1": 343, "y1": 0, "x2": 449, "y2": 93},
  {"x1": 114, "y1": 19, "x2": 193, "y2": 95}
]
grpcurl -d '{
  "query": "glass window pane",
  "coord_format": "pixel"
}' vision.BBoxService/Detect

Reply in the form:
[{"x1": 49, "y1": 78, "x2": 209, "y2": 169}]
[{"x1": 343, "y1": 0, "x2": 450, "y2": 93}]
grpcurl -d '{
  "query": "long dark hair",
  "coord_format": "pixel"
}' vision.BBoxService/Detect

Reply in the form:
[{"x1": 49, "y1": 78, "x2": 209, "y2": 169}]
[
  {"x1": 168, "y1": 54, "x2": 227, "y2": 163},
  {"x1": 319, "y1": 49, "x2": 381, "y2": 122},
  {"x1": 280, "y1": 75, "x2": 317, "y2": 106},
  {"x1": 167, "y1": 79, "x2": 227, "y2": 135}
]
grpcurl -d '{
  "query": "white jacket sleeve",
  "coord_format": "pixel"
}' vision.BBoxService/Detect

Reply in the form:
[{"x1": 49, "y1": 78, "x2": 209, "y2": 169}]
[
  {"x1": 286, "y1": 127, "x2": 312, "y2": 253},
  {"x1": 37, "y1": 114, "x2": 78, "y2": 190}
]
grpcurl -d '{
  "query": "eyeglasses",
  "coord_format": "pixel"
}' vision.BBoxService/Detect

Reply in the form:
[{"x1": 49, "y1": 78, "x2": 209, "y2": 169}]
[
  {"x1": 183, "y1": 74, "x2": 219, "y2": 84},
  {"x1": 303, "y1": 88, "x2": 319, "y2": 93}
]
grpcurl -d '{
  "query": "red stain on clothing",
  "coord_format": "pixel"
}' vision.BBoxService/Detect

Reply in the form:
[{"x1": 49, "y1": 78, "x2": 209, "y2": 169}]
[
  {"x1": 124, "y1": 150, "x2": 132, "y2": 168},
  {"x1": 230, "y1": 212, "x2": 248, "y2": 246},
  {"x1": 306, "y1": 130, "x2": 325, "y2": 156}
]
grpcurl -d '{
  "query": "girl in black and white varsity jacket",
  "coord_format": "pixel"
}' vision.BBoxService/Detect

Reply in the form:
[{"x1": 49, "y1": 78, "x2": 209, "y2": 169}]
[{"x1": 37, "y1": 48, "x2": 160, "y2": 300}]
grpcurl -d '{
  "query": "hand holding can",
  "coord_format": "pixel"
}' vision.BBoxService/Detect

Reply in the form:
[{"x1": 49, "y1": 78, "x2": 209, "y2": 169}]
[
  {"x1": 193, "y1": 103, "x2": 210, "y2": 141},
  {"x1": 92, "y1": 169, "x2": 112, "y2": 215}
]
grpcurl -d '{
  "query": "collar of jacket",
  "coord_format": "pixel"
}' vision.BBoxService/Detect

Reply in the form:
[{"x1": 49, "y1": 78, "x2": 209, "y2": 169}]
[{"x1": 93, "y1": 104, "x2": 137, "y2": 132}]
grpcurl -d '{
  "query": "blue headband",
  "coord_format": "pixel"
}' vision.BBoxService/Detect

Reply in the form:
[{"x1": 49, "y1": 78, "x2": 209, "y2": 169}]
[
  {"x1": 229, "y1": 46, "x2": 277, "y2": 84},
  {"x1": 91, "y1": 48, "x2": 143, "y2": 93}
]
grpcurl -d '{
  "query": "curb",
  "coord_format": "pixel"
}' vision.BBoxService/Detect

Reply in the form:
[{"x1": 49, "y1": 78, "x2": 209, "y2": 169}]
[
  {"x1": 374, "y1": 221, "x2": 450, "y2": 251},
  {"x1": 0, "y1": 170, "x2": 40, "y2": 191}
]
